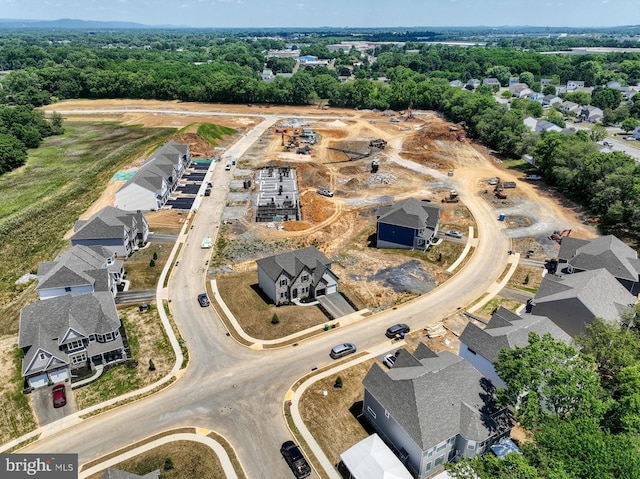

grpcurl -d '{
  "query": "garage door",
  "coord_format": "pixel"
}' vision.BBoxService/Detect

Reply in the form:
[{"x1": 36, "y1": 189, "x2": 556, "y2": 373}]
[
  {"x1": 49, "y1": 369, "x2": 69, "y2": 384},
  {"x1": 28, "y1": 374, "x2": 49, "y2": 389},
  {"x1": 326, "y1": 284, "x2": 338, "y2": 294}
]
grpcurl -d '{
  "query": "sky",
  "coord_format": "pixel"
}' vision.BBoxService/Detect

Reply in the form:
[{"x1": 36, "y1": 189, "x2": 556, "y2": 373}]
[{"x1": 0, "y1": 0, "x2": 639, "y2": 29}]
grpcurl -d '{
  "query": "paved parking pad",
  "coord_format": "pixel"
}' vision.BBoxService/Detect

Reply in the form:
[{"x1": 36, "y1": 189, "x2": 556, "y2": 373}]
[
  {"x1": 176, "y1": 183, "x2": 201, "y2": 194},
  {"x1": 166, "y1": 197, "x2": 196, "y2": 210}
]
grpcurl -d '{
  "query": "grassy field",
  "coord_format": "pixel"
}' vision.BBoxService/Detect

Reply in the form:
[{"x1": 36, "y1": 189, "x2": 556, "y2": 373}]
[
  {"x1": 0, "y1": 122, "x2": 175, "y2": 335},
  {"x1": 196, "y1": 123, "x2": 237, "y2": 146},
  {"x1": 0, "y1": 346, "x2": 37, "y2": 445},
  {"x1": 216, "y1": 270, "x2": 330, "y2": 340},
  {"x1": 86, "y1": 441, "x2": 225, "y2": 479},
  {"x1": 73, "y1": 304, "x2": 175, "y2": 409},
  {"x1": 507, "y1": 265, "x2": 544, "y2": 293}
]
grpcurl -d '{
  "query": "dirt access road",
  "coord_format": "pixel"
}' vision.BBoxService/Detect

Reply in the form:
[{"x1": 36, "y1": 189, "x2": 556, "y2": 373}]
[{"x1": 47, "y1": 99, "x2": 597, "y2": 259}]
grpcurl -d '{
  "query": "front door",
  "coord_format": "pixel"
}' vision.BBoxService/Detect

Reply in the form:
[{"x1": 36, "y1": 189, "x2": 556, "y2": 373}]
[{"x1": 292, "y1": 289, "x2": 298, "y2": 299}]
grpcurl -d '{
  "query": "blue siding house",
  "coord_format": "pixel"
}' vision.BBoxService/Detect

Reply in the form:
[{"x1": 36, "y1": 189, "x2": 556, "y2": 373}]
[{"x1": 376, "y1": 198, "x2": 440, "y2": 250}]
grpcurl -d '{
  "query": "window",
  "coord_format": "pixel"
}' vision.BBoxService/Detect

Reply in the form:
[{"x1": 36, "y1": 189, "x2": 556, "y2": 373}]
[
  {"x1": 427, "y1": 451, "x2": 433, "y2": 458},
  {"x1": 68, "y1": 339, "x2": 84, "y2": 351},
  {"x1": 71, "y1": 352, "x2": 87, "y2": 364},
  {"x1": 105, "y1": 332, "x2": 114, "y2": 341},
  {"x1": 367, "y1": 406, "x2": 377, "y2": 419},
  {"x1": 280, "y1": 292, "x2": 286, "y2": 299},
  {"x1": 435, "y1": 456, "x2": 445, "y2": 466},
  {"x1": 436, "y1": 444, "x2": 447, "y2": 452},
  {"x1": 279, "y1": 279, "x2": 287, "y2": 286},
  {"x1": 301, "y1": 274, "x2": 309, "y2": 282},
  {"x1": 467, "y1": 443, "x2": 475, "y2": 450},
  {"x1": 89, "y1": 335, "x2": 95, "y2": 342},
  {"x1": 425, "y1": 463, "x2": 431, "y2": 472},
  {"x1": 39, "y1": 353, "x2": 45, "y2": 360}
]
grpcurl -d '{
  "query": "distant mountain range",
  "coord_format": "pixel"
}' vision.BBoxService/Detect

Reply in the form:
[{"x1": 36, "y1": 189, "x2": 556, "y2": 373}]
[{"x1": 0, "y1": 18, "x2": 177, "y2": 29}]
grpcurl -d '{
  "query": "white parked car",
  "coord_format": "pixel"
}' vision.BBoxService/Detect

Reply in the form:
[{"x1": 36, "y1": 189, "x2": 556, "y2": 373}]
[{"x1": 445, "y1": 230, "x2": 463, "y2": 239}]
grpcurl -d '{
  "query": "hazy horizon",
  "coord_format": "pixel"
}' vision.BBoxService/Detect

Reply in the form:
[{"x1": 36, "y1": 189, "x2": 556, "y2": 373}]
[{"x1": 0, "y1": 0, "x2": 638, "y2": 29}]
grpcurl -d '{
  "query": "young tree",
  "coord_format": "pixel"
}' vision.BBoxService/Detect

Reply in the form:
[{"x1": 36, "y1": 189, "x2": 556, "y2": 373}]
[
  {"x1": 621, "y1": 117, "x2": 639, "y2": 134},
  {"x1": 495, "y1": 332, "x2": 606, "y2": 429}
]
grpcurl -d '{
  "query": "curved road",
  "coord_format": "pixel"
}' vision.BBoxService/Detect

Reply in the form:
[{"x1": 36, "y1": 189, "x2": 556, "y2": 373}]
[{"x1": 20, "y1": 108, "x2": 510, "y2": 478}]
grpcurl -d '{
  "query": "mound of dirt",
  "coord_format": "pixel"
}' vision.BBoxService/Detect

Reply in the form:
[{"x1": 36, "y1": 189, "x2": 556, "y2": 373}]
[
  {"x1": 300, "y1": 192, "x2": 335, "y2": 223},
  {"x1": 169, "y1": 133, "x2": 214, "y2": 157}
]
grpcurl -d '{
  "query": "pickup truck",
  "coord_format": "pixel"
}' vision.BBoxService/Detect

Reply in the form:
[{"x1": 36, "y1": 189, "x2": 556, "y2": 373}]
[
  {"x1": 524, "y1": 175, "x2": 542, "y2": 181},
  {"x1": 317, "y1": 188, "x2": 334, "y2": 197}
]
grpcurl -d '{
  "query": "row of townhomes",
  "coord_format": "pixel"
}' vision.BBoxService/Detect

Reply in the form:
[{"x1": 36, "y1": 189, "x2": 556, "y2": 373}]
[
  {"x1": 18, "y1": 141, "x2": 189, "y2": 390},
  {"x1": 343, "y1": 234, "x2": 639, "y2": 478},
  {"x1": 115, "y1": 140, "x2": 191, "y2": 211}
]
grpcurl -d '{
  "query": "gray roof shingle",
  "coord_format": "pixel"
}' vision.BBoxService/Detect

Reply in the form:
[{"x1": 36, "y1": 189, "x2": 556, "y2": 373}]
[
  {"x1": 19, "y1": 292, "x2": 122, "y2": 375},
  {"x1": 460, "y1": 307, "x2": 572, "y2": 363},
  {"x1": 363, "y1": 343, "x2": 501, "y2": 450},
  {"x1": 376, "y1": 198, "x2": 440, "y2": 230},
  {"x1": 256, "y1": 246, "x2": 333, "y2": 284}
]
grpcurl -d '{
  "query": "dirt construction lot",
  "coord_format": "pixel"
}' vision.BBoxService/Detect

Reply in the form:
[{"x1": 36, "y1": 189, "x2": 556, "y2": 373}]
[{"x1": 47, "y1": 99, "x2": 598, "y2": 308}]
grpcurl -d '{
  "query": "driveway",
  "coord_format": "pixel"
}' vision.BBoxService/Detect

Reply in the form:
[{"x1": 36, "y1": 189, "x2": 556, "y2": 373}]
[
  {"x1": 317, "y1": 293, "x2": 357, "y2": 319},
  {"x1": 32, "y1": 384, "x2": 75, "y2": 426}
]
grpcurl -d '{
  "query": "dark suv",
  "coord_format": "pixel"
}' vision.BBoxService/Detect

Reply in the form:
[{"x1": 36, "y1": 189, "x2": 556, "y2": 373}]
[
  {"x1": 197, "y1": 293, "x2": 210, "y2": 307},
  {"x1": 385, "y1": 323, "x2": 410, "y2": 338},
  {"x1": 280, "y1": 441, "x2": 311, "y2": 478}
]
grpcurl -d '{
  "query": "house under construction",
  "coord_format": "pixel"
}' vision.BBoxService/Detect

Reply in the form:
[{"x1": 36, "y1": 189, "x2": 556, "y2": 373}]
[{"x1": 255, "y1": 165, "x2": 301, "y2": 222}]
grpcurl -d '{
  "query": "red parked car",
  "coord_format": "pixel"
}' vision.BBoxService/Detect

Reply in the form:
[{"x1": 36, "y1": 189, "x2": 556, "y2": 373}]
[{"x1": 52, "y1": 384, "x2": 67, "y2": 408}]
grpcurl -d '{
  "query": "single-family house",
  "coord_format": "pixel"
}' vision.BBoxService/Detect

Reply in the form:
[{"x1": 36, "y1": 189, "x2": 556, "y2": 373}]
[
  {"x1": 362, "y1": 343, "x2": 512, "y2": 478},
  {"x1": 542, "y1": 94, "x2": 562, "y2": 106},
  {"x1": 508, "y1": 77, "x2": 520, "y2": 87},
  {"x1": 567, "y1": 80, "x2": 585, "y2": 91},
  {"x1": 523, "y1": 115, "x2": 538, "y2": 132},
  {"x1": 466, "y1": 79, "x2": 481, "y2": 89},
  {"x1": 632, "y1": 125, "x2": 640, "y2": 140},
  {"x1": 527, "y1": 268, "x2": 637, "y2": 337},
  {"x1": 18, "y1": 292, "x2": 126, "y2": 388},
  {"x1": 375, "y1": 198, "x2": 440, "y2": 250},
  {"x1": 535, "y1": 120, "x2": 563, "y2": 133},
  {"x1": 528, "y1": 91, "x2": 544, "y2": 102},
  {"x1": 558, "y1": 235, "x2": 640, "y2": 294},
  {"x1": 449, "y1": 80, "x2": 463, "y2": 88},
  {"x1": 558, "y1": 101, "x2": 581, "y2": 114},
  {"x1": 71, "y1": 206, "x2": 149, "y2": 258},
  {"x1": 482, "y1": 78, "x2": 500, "y2": 88},
  {"x1": 509, "y1": 83, "x2": 529, "y2": 96},
  {"x1": 36, "y1": 245, "x2": 123, "y2": 300},
  {"x1": 459, "y1": 307, "x2": 571, "y2": 388},
  {"x1": 606, "y1": 81, "x2": 622, "y2": 90},
  {"x1": 115, "y1": 141, "x2": 191, "y2": 211},
  {"x1": 580, "y1": 105, "x2": 604, "y2": 123},
  {"x1": 540, "y1": 78, "x2": 552, "y2": 88},
  {"x1": 257, "y1": 246, "x2": 339, "y2": 305},
  {"x1": 101, "y1": 468, "x2": 160, "y2": 479},
  {"x1": 555, "y1": 85, "x2": 567, "y2": 95}
]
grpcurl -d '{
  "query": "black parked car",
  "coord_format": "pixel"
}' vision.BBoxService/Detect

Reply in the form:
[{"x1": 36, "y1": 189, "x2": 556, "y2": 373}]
[
  {"x1": 280, "y1": 441, "x2": 311, "y2": 478},
  {"x1": 385, "y1": 323, "x2": 410, "y2": 338}
]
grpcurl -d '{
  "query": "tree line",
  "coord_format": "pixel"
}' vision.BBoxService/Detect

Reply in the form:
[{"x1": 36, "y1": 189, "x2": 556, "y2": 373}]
[
  {"x1": 0, "y1": 105, "x2": 63, "y2": 174},
  {"x1": 447, "y1": 313, "x2": 640, "y2": 479},
  {"x1": 2, "y1": 33, "x2": 640, "y2": 235}
]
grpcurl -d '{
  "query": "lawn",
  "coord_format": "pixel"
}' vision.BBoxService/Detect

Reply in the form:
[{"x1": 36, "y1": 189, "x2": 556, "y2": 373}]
[
  {"x1": 0, "y1": 122, "x2": 175, "y2": 335},
  {"x1": 475, "y1": 297, "x2": 523, "y2": 320},
  {"x1": 297, "y1": 360, "x2": 374, "y2": 467},
  {"x1": 507, "y1": 265, "x2": 544, "y2": 293},
  {"x1": 85, "y1": 441, "x2": 224, "y2": 479},
  {"x1": 73, "y1": 304, "x2": 175, "y2": 409},
  {"x1": 216, "y1": 270, "x2": 330, "y2": 340},
  {"x1": 124, "y1": 243, "x2": 174, "y2": 290}
]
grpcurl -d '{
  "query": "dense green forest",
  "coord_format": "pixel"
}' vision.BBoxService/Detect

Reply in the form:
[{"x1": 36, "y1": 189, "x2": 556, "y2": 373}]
[{"x1": 1, "y1": 30, "x2": 640, "y2": 235}]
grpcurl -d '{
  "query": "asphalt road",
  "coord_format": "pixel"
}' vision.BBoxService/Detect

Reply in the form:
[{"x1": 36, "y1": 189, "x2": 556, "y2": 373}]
[{"x1": 20, "y1": 109, "x2": 510, "y2": 478}]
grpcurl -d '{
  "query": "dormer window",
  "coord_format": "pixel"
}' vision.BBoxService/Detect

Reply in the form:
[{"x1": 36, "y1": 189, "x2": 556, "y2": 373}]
[
  {"x1": 68, "y1": 339, "x2": 84, "y2": 351},
  {"x1": 301, "y1": 275, "x2": 309, "y2": 282}
]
